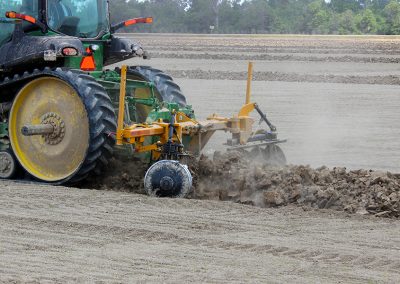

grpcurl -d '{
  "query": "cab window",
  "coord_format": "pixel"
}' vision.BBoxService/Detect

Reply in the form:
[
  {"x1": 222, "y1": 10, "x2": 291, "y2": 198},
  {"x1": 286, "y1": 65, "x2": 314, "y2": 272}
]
[{"x1": 0, "y1": 0, "x2": 39, "y2": 44}]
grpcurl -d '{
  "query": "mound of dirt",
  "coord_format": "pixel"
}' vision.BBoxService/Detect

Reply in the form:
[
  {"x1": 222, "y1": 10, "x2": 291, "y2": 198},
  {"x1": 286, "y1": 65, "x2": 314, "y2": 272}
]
[
  {"x1": 81, "y1": 157, "x2": 148, "y2": 194},
  {"x1": 84, "y1": 153, "x2": 399, "y2": 218},
  {"x1": 193, "y1": 152, "x2": 400, "y2": 218}
]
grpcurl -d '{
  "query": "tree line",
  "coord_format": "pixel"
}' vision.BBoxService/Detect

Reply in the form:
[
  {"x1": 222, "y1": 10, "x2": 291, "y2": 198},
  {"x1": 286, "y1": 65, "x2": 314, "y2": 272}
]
[{"x1": 110, "y1": 0, "x2": 400, "y2": 35}]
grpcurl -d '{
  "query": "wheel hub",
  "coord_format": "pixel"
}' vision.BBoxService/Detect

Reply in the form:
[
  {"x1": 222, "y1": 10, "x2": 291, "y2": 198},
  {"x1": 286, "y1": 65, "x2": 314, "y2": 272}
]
[
  {"x1": 160, "y1": 176, "x2": 174, "y2": 191},
  {"x1": 41, "y1": 112, "x2": 66, "y2": 145}
]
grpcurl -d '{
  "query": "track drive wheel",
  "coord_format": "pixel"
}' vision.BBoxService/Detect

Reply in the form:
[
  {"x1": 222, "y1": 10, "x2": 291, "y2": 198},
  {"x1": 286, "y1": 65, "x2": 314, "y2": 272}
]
[
  {"x1": 115, "y1": 66, "x2": 187, "y2": 122},
  {"x1": 8, "y1": 68, "x2": 116, "y2": 184}
]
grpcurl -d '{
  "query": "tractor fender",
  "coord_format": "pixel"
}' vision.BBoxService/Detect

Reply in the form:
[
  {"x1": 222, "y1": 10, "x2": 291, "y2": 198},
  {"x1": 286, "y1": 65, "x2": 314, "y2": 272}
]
[{"x1": 0, "y1": 35, "x2": 84, "y2": 71}]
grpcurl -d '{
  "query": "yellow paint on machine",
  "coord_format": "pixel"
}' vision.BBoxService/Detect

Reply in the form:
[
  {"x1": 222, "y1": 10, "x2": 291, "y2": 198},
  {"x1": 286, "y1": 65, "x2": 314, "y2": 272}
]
[{"x1": 9, "y1": 77, "x2": 90, "y2": 182}]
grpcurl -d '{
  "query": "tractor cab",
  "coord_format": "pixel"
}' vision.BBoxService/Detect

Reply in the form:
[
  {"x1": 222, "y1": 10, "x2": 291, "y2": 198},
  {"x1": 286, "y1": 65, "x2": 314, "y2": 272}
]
[
  {"x1": 47, "y1": 0, "x2": 110, "y2": 38},
  {"x1": 0, "y1": 0, "x2": 109, "y2": 41},
  {"x1": 0, "y1": 0, "x2": 150, "y2": 73}
]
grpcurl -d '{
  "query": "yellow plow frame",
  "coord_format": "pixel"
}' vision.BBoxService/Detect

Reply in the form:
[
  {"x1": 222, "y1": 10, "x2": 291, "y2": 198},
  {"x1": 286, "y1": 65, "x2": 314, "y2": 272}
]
[{"x1": 115, "y1": 63, "x2": 269, "y2": 160}]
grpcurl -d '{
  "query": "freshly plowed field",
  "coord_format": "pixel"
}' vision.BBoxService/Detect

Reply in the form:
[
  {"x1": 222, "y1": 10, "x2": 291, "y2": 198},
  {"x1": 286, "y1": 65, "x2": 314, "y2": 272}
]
[
  {"x1": 0, "y1": 181, "x2": 399, "y2": 283},
  {"x1": 1, "y1": 35, "x2": 400, "y2": 283}
]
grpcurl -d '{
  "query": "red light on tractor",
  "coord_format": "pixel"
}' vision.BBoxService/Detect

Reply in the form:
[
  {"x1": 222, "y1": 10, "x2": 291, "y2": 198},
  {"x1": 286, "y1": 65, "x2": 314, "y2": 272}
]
[
  {"x1": 124, "y1": 19, "x2": 137, "y2": 27},
  {"x1": 124, "y1": 17, "x2": 153, "y2": 27},
  {"x1": 62, "y1": 47, "x2": 78, "y2": 56},
  {"x1": 111, "y1": 16, "x2": 154, "y2": 32},
  {"x1": 80, "y1": 48, "x2": 96, "y2": 71},
  {"x1": 5, "y1": 11, "x2": 17, "y2": 18},
  {"x1": 6, "y1": 11, "x2": 36, "y2": 24}
]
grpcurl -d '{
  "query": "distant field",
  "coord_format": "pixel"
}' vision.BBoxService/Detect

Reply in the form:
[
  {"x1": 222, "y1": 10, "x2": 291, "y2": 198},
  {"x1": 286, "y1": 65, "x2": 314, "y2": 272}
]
[{"x1": 113, "y1": 33, "x2": 400, "y2": 172}]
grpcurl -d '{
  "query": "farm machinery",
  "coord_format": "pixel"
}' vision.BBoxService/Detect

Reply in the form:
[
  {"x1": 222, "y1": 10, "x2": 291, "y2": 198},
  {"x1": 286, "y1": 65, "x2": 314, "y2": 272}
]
[{"x1": 0, "y1": 0, "x2": 286, "y2": 197}]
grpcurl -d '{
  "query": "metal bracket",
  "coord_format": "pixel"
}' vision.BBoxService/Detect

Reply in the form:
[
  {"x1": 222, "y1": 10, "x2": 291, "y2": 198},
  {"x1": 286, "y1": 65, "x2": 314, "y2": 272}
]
[{"x1": 227, "y1": 139, "x2": 287, "y2": 151}]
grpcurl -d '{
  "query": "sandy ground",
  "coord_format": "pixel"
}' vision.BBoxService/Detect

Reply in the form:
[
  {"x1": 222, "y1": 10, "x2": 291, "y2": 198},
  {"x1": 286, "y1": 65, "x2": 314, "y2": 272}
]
[
  {"x1": 1, "y1": 34, "x2": 400, "y2": 282},
  {"x1": 0, "y1": 181, "x2": 399, "y2": 283}
]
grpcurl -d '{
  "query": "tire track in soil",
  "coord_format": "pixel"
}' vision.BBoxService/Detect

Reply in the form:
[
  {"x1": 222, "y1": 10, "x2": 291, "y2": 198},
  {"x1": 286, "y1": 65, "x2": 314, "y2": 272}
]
[
  {"x1": 1, "y1": 213, "x2": 399, "y2": 273},
  {"x1": 0, "y1": 181, "x2": 399, "y2": 282}
]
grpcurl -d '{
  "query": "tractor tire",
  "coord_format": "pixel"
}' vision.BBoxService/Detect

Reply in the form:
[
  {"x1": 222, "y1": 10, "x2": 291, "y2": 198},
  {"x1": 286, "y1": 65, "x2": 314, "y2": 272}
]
[
  {"x1": 126, "y1": 66, "x2": 186, "y2": 106},
  {"x1": 115, "y1": 66, "x2": 187, "y2": 122},
  {"x1": 8, "y1": 68, "x2": 116, "y2": 184}
]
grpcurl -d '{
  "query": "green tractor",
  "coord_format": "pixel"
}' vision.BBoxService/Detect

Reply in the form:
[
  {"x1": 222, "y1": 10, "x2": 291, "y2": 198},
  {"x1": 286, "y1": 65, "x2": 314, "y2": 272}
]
[
  {"x1": 0, "y1": 0, "x2": 286, "y2": 197},
  {"x1": 0, "y1": 0, "x2": 191, "y2": 183}
]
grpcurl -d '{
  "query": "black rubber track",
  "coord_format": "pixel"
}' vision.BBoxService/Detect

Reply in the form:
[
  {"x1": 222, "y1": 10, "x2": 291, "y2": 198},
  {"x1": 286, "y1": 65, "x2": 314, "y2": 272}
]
[
  {"x1": 115, "y1": 66, "x2": 187, "y2": 106},
  {"x1": 2, "y1": 68, "x2": 117, "y2": 184}
]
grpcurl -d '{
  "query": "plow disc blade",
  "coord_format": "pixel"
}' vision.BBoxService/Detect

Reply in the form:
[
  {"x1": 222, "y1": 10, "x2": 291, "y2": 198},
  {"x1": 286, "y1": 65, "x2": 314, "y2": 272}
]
[{"x1": 144, "y1": 160, "x2": 192, "y2": 198}]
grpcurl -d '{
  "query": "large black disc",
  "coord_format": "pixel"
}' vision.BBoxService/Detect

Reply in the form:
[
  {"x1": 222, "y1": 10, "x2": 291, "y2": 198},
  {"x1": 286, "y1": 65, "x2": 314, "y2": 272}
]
[
  {"x1": 263, "y1": 144, "x2": 287, "y2": 166},
  {"x1": 144, "y1": 160, "x2": 192, "y2": 198}
]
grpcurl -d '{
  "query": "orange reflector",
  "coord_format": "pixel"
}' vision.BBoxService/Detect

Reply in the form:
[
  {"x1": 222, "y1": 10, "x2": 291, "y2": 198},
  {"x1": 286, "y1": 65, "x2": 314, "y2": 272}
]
[
  {"x1": 124, "y1": 19, "x2": 137, "y2": 26},
  {"x1": 6, "y1": 11, "x2": 36, "y2": 23},
  {"x1": 145, "y1": 17, "x2": 153, "y2": 24},
  {"x1": 80, "y1": 48, "x2": 96, "y2": 71}
]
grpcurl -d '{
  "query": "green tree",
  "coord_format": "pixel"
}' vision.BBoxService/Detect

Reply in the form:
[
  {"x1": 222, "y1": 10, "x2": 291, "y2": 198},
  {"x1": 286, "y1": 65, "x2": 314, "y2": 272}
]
[
  {"x1": 384, "y1": 0, "x2": 400, "y2": 34},
  {"x1": 218, "y1": 0, "x2": 242, "y2": 33},
  {"x1": 237, "y1": 0, "x2": 271, "y2": 33},
  {"x1": 328, "y1": 0, "x2": 362, "y2": 13},
  {"x1": 144, "y1": 0, "x2": 188, "y2": 33},
  {"x1": 337, "y1": 10, "x2": 359, "y2": 34},
  {"x1": 307, "y1": 0, "x2": 331, "y2": 34},
  {"x1": 357, "y1": 8, "x2": 378, "y2": 34},
  {"x1": 186, "y1": 0, "x2": 227, "y2": 33}
]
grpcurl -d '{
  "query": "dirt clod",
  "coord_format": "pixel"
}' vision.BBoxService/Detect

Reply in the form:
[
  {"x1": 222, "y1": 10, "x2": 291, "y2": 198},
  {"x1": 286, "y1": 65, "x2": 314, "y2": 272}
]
[
  {"x1": 192, "y1": 152, "x2": 400, "y2": 217},
  {"x1": 86, "y1": 152, "x2": 400, "y2": 218}
]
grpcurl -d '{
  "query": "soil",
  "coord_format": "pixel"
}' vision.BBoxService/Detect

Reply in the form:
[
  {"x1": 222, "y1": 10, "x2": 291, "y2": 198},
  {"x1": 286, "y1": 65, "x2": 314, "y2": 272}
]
[
  {"x1": 0, "y1": 180, "x2": 399, "y2": 283},
  {"x1": 164, "y1": 69, "x2": 400, "y2": 85}
]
